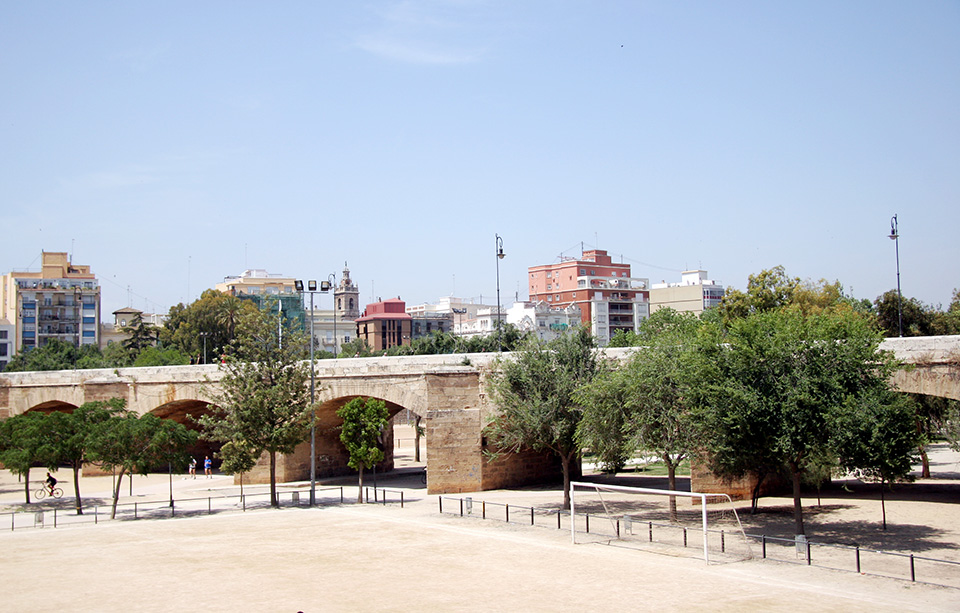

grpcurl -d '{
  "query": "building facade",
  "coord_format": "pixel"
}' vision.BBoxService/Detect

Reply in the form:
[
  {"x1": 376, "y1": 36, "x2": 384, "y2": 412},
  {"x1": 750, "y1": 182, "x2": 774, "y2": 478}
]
[
  {"x1": 506, "y1": 301, "x2": 582, "y2": 342},
  {"x1": 528, "y1": 249, "x2": 649, "y2": 345},
  {"x1": 356, "y1": 298, "x2": 412, "y2": 352},
  {"x1": 0, "y1": 319, "x2": 13, "y2": 371},
  {"x1": 649, "y1": 270, "x2": 724, "y2": 315},
  {"x1": 0, "y1": 252, "x2": 101, "y2": 353}
]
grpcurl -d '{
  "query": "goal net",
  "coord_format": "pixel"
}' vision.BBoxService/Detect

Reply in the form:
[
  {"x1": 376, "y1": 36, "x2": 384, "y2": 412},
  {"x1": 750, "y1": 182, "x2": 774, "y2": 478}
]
[{"x1": 570, "y1": 481, "x2": 753, "y2": 564}]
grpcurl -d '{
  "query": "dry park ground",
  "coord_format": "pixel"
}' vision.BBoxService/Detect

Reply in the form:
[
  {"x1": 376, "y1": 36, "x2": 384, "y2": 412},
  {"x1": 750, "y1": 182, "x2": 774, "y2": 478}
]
[{"x1": 0, "y1": 429, "x2": 957, "y2": 612}]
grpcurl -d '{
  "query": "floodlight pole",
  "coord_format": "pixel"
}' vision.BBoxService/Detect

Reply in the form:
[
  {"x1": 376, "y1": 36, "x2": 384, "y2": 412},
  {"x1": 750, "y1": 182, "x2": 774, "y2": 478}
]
[{"x1": 297, "y1": 279, "x2": 318, "y2": 505}]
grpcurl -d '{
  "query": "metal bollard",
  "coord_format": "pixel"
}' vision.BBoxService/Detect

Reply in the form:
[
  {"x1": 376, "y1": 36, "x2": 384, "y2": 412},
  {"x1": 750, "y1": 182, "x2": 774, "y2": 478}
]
[
  {"x1": 910, "y1": 555, "x2": 915, "y2": 582},
  {"x1": 856, "y1": 546, "x2": 860, "y2": 573}
]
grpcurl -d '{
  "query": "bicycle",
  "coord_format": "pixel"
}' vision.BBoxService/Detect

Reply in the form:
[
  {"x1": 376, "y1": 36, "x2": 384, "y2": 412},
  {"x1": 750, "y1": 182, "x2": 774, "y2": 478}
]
[{"x1": 35, "y1": 486, "x2": 64, "y2": 500}]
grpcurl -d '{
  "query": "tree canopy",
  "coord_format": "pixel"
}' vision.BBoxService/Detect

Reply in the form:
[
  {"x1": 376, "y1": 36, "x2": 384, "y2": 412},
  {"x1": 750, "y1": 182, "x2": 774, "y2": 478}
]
[
  {"x1": 485, "y1": 327, "x2": 597, "y2": 510},
  {"x1": 198, "y1": 301, "x2": 315, "y2": 507}
]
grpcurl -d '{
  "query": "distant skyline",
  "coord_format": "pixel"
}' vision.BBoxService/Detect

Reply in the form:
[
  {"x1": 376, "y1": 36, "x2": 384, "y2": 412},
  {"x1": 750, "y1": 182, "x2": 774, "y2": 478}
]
[{"x1": 2, "y1": 2, "x2": 957, "y2": 317}]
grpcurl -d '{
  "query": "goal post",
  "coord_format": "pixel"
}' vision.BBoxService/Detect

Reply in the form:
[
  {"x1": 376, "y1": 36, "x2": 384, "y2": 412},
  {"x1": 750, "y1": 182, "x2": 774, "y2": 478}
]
[{"x1": 569, "y1": 481, "x2": 752, "y2": 564}]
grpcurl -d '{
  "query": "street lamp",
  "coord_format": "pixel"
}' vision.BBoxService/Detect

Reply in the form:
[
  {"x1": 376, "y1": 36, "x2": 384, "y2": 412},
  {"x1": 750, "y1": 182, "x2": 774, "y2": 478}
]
[
  {"x1": 452, "y1": 308, "x2": 467, "y2": 352},
  {"x1": 199, "y1": 332, "x2": 209, "y2": 364},
  {"x1": 296, "y1": 278, "x2": 319, "y2": 505},
  {"x1": 495, "y1": 234, "x2": 505, "y2": 351},
  {"x1": 889, "y1": 215, "x2": 903, "y2": 337}
]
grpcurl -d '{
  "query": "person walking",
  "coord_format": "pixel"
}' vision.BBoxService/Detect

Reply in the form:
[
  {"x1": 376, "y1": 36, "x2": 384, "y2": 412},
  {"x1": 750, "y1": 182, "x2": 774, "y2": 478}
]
[
  {"x1": 189, "y1": 457, "x2": 197, "y2": 479},
  {"x1": 204, "y1": 456, "x2": 212, "y2": 478}
]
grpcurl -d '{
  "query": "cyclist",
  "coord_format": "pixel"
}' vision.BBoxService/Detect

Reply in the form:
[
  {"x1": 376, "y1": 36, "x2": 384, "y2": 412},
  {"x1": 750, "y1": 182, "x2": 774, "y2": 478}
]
[{"x1": 45, "y1": 472, "x2": 58, "y2": 496}]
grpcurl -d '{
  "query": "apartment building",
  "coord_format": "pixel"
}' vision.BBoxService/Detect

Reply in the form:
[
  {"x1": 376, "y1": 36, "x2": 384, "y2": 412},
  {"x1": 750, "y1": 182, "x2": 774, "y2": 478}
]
[
  {"x1": 507, "y1": 301, "x2": 582, "y2": 341},
  {"x1": 649, "y1": 270, "x2": 724, "y2": 315},
  {"x1": 356, "y1": 297, "x2": 412, "y2": 352},
  {"x1": 0, "y1": 252, "x2": 101, "y2": 353},
  {"x1": 528, "y1": 249, "x2": 649, "y2": 345}
]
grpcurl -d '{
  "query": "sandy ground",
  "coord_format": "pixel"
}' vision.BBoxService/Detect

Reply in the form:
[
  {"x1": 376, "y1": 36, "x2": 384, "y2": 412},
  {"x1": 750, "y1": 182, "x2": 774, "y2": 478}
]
[{"x1": 1, "y1": 430, "x2": 958, "y2": 612}]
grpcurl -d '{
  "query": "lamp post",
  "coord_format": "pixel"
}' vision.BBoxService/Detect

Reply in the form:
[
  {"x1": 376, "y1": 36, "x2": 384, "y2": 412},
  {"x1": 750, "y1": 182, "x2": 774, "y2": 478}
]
[
  {"x1": 295, "y1": 279, "x2": 319, "y2": 505},
  {"x1": 199, "y1": 332, "x2": 209, "y2": 364},
  {"x1": 495, "y1": 234, "x2": 505, "y2": 351},
  {"x1": 453, "y1": 308, "x2": 466, "y2": 352},
  {"x1": 889, "y1": 215, "x2": 902, "y2": 337}
]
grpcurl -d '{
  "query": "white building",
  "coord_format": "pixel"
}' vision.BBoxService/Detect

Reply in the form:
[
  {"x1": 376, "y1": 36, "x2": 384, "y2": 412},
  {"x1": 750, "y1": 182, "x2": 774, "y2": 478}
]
[
  {"x1": 0, "y1": 318, "x2": 14, "y2": 370},
  {"x1": 507, "y1": 301, "x2": 583, "y2": 341}
]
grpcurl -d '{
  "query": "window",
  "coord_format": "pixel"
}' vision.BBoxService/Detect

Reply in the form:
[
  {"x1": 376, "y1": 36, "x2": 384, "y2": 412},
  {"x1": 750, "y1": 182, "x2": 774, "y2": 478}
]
[
  {"x1": 0, "y1": 345, "x2": 7, "y2": 356},
  {"x1": 0, "y1": 330, "x2": 6, "y2": 339}
]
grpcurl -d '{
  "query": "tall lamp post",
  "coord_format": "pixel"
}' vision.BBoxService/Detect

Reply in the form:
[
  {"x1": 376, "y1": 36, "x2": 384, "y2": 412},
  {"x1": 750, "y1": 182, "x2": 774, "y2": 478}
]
[
  {"x1": 495, "y1": 234, "x2": 505, "y2": 351},
  {"x1": 889, "y1": 215, "x2": 902, "y2": 337},
  {"x1": 453, "y1": 307, "x2": 466, "y2": 352},
  {"x1": 295, "y1": 279, "x2": 318, "y2": 505},
  {"x1": 199, "y1": 332, "x2": 209, "y2": 364}
]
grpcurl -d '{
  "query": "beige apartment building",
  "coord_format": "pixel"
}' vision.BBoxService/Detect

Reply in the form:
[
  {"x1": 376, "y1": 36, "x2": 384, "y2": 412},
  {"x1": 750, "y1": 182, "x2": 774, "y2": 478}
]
[
  {"x1": 0, "y1": 252, "x2": 101, "y2": 354},
  {"x1": 649, "y1": 270, "x2": 724, "y2": 315}
]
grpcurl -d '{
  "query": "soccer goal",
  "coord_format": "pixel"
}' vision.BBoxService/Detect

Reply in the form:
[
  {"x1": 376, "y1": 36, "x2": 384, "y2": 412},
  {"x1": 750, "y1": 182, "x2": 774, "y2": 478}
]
[{"x1": 569, "y1": 481, "x2": 753, "y2": 564}]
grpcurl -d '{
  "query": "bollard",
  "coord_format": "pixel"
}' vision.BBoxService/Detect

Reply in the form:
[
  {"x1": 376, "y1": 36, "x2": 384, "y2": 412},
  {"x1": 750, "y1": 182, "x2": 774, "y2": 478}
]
[
  {"x1": 806, "y1": 540, "x2": 812, "y2": 566},
  {"x1": 401, "y1": 491, "x2": 404, "y2": 509},
  {"x1": 615, "y1": 518, "x2": 620, "y2": 538},
  {"x1": 762, "y1": 535, "x2": 766, "y2": 559},
  {"x1": 438, "y1": 497, "x2": 443, "y2": 514},
  {"x1": 459, "y1": 498, "x2": 463, "y2": 516},
  {"x1": 910, "y1": 555, "x2": 915, "y2": 582},
  {"x1": 683, "y1": 527, "x2": 687, "y2": 548},
  {"x1": 586, "y1": 513, "x2": 590, "y2": 534},
  {"x1": 482, "y1": 500, "x2": 486, "y2": 519},
  {"x1": 648, "y1": 521, "x2": 653, "y2": 542},
  {"x1": 721, "y1": 530, "x2": 725, "y2": 554},
  {"x1": 506, "y1": 504, "x2": 510, "y2": 523},
  {"x1": 531, "y1": 507, "x2": 535, "y2": 526},
  {"x1": 54, "y1": 509, "x2": 57, "y2": 528},
  {"x1": 557, "y1": 510, "x2": 561, "y2": 530},
  {"x1": 856, "y1": 546, "x2": 860, "y2": 573}
]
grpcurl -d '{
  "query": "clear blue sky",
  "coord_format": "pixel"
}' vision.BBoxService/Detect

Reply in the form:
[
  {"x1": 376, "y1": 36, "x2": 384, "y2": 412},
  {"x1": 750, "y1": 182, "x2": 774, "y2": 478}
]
[{"x1": 2, "y1": 1, "x2": 958, "y2": 318}]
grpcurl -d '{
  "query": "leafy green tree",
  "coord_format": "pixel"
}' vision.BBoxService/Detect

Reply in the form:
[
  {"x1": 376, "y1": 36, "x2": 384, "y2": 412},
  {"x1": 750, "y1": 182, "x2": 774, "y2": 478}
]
[
  {"x1": 338, "y1": 337, "x2": 376, "y2": 358},
  {"x1": 121, "y1": 312, "x2": 159, "y2": 355},
  {"x1": 161, "y1": 290, "x2": 257, "y2": 362},
  {"x1": 485, "y1": 327, "x2": 597, "y2": 510},
  {"x1": 100, "y1": 341, "x2": 134, "y2": 367},
  {"x1": 4, "y1": 339, "x2": 105, "y2": 372},
  {"x1": 88, "y1": 412, "x2": 194, "y2": 518},
  {"x1": 0, "y1": 412, "x2": 59, "y2": 503},
  {"x1": 874, "y1": 290, "x2": 932, "y2": 337},
  {"x1": 133, "y1": 346, "x2": 190, "y2": 367},
  {"x1": 832, "y1": 390, "x2": 919, "y2": 529},
  {"x1": 217, "y1": 440, "x2": 258, "y2": 499},
  {"x1": 702, "y1": 308, "x2": 898, "y2": 535},
  {"x1": 45, "y1": 399, "x2": 127, "y2": 514},
  {"x1": 577, "y1": 310, "x2": 708, "y2": 519},
  {"x1": 199, "y1": 304, "x2": 315, "y2": 507},
  {"x1": 337, "y1": 397, "x2": 389, "y2": 502}
]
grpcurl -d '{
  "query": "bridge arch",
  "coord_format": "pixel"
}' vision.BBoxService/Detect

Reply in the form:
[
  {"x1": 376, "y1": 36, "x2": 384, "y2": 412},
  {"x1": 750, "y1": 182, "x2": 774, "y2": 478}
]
[{"x1": 25, "y1": 400, "x2": 78, "y2": 414}]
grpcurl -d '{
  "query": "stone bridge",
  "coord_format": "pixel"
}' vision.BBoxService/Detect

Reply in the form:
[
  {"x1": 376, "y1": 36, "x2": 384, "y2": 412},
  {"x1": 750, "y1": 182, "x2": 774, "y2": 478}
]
[{"x1": 1, "y1": 335, "x2": 958, "y2": 494}]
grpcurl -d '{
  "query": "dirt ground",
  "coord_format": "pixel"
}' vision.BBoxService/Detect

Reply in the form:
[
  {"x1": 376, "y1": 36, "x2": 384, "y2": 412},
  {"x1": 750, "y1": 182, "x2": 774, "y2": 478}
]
[{"x1": 1, "y1": 429, "x2": 958, "y2": 612}]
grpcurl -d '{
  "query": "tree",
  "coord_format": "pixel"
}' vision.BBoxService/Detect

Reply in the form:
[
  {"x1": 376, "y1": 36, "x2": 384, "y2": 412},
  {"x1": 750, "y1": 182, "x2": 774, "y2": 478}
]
[
  {"x1": 832, "y1": 390, "x2": 919, "y2": 529},
  {"x1": 45, "y1": 399, "x2": 126, "y2": 514},
  {"x1": 0, "y1": 412, "x2": 59, "y2": 503},
  {"x1": 198, "y1": 303, "x2": 315, "y2": 507},
  {"x1": 338, "y1": 337, "x2": 376, "y2": 358},
  {"x1": 874, "y1": 290, "x2": 932, "y2": 337},
  {"x1": 133, "y1": 346, "x2": 190, "y2": 367},
  {"x1": 701, "y1": 308, "x2": 898, "y2": 535},
  {"x1": 485, "y1": 327, "x2": 597, "y2": 510},
  {"x1": 121, "y1": 312, "x2": 159, "y2": 356},
  {"x1": 217, "y1": 441, "x2": 258, "y2": 499},
  {"x1": 578, "y1": 310, "x2": 708, "y2": 519},
  {"x1": 87, "y1": 412, "x2": 194, "y2": 519},
  {"x1": 337, "y1": 397, "x2": 389, "y2": 502},
  {"x1": 161, "y1": 289, "x2": 256, "y2": 362}
]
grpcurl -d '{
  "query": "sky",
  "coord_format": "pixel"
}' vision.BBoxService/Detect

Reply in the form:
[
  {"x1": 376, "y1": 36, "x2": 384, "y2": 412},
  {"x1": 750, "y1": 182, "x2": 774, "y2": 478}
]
[{"x1": 2, "y1": 1, "x2": 958, "y2": 318}]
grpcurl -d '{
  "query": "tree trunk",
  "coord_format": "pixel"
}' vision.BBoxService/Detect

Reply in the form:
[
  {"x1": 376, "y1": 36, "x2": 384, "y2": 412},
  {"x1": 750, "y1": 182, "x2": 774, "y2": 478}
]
[
  {"x1": 414, "y1": 415, "x2": 422, "y2": 463},
  {"x1": 880, "y1": 478, "x2": 887, "y2": 531},
  {"x1": 918, "y1": 445, "x2": 930, "y2": 479},
  {"x1": 72, "y1": 464, "x2": 83, "y2": 515},
  {"x1": 560, "y1": 453, "x2": 573, "y2": 511},
  {"x1": 790, "y1": 462, "x2": 805, "y2": 536},
  {"x1": 357, "y1": 466, "x2": 365, "y2": 503},
  {"x1": 24, "y1": 468, "x2": 31, "y2": 504},
  {"x1": 665, "y1": 455, "x2": 678, "y2": 522},
  {"x1": 111, "y1": 467, "x2": 126, "y2": 519},
  {"x1": 269, "y1": 451, "x2": 278, "y2": 507},
  {"x1": 750, "y1": 471, "x2": 767, "y2": 514}
]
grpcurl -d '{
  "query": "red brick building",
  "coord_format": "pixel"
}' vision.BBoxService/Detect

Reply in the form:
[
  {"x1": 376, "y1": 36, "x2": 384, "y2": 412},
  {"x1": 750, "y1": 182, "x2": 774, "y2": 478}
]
[
  {"x1": 356, "y1": 298, "x2": 412, "y2": 352},
  {"x1": 528, "y1": 249, "x2": 649, "y2": 345}
]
